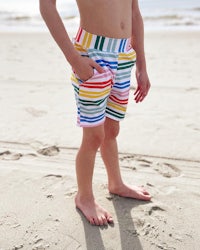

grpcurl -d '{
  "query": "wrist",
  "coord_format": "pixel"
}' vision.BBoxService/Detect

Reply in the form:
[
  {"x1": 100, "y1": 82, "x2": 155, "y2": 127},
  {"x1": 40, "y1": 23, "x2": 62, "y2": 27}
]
[
  {"x1": 136, "y1": 62, "x2": 147, "y2": 72},
  {"x1": 136, "y1": 54, "x2": 146, "y2": 70},
  {"x1": 67, "y1": 51, "x2": 81, "y2": 68}
]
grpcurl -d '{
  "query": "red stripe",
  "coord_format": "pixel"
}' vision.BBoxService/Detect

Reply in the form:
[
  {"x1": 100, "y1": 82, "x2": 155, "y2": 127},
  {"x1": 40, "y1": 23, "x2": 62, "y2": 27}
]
[
  {"x1": 110, "y1": 95, "x2": 128, "y2": 104},
  {"x1": 81, "y1": 82, "x2": 111, "y2": 89},
  {"x1": 81, "y1": 79, "x2": 111, "y2": 87},
  {"x1": 76, "y1": 28, "x2": 83, "y2": 42}
]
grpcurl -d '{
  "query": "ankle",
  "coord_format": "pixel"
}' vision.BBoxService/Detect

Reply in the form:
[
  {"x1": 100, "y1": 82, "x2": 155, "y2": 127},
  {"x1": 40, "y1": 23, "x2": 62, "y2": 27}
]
[
  {"x1": 108, "y1": 181, "x2": 124, "y2": 194},
  {"x1": 75, "y1": 191, "x2": 94, "y2": 203}
]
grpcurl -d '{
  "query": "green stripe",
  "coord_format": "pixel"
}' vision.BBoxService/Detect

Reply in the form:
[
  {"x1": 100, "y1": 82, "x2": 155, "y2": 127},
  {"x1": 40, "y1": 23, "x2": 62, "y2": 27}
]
[
  {"x1": 94, "y1": 36, "x2": 100, "y2": 49},
  {"x1": 107, "y1": 38, "x2": 112, "y2": 51},
  {"x1": 111, "y1": 39, "x2": 117, "y2": 51},
  {"x1": 89, "y1": 50, "x2": 117, "y2": 59},
  {"x1": 118, "y1": 62, "x2": 135, "y2": 70},
  {"x1": 80, "y1": 106, "x2": 105, "y2": 114},
  {"x1": 106, "y1": 108, "x2": 124, "y2": 119},
  {"x1": 79, "y1": 97, "x2": 107, "y2": 106},
  {"x1": 119, "y1": 61, "x2": 135, "y2": 67},
  {"x1": 99, "y1": 37, "x2": 105, "y2": 50},
  {"x1": 72, "y1": 85, "x2": 79, "y2": 94}
]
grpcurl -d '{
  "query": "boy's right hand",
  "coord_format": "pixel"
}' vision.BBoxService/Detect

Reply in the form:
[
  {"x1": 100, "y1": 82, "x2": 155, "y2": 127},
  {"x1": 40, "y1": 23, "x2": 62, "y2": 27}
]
[{"x1": 72, "y1": 55, "x2": 104, "y2": 82}]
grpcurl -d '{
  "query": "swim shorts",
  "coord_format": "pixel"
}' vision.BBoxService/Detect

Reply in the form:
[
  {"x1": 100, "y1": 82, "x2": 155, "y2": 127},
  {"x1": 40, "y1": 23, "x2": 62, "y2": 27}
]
[{"x1": 71, "y1": 27, "x2": 136, "y2": 127}]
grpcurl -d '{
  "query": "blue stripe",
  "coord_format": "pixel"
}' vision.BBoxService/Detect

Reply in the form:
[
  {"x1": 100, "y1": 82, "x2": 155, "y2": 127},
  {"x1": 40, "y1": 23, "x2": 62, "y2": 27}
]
[
  {"x1": 119, "y1": 40, "x2": 123, "y2": 52},
  {"x1": 80, "y1": 113, "x2": 104, "y2": 123},
  {"x1": 119, "y1": 39, "x2": 126, "y2": 52},
  {"x1": 96, "y1": 59, "x2": 118, "y2": 65},
  {"x1": 114, "y1": 81, "x2": 130, "y2": 89},
  {"x1": 96, "y1": 59, "x2": 118, "y2": 69}
]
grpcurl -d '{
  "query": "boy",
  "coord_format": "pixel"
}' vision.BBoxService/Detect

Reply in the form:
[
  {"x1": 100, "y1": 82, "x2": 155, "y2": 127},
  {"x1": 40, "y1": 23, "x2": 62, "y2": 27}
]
[{"x1": 40, "y1": 0, "x2": 151, "y2": 226}]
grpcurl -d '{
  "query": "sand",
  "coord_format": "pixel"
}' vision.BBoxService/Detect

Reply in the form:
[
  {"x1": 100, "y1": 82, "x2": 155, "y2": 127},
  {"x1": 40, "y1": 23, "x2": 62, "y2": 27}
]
[{"x1": 0, "y1": 30, "x2": 200, "y2": 250}]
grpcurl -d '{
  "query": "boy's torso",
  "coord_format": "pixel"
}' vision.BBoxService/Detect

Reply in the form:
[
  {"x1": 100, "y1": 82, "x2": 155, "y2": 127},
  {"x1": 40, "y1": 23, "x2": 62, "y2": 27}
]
[{"x1": 76, "y1": 0, "x2": 133, "y2": 38}]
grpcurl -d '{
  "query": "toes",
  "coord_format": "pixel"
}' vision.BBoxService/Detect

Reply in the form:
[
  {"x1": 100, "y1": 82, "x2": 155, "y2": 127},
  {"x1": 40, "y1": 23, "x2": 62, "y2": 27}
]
[
  {"x1": 107, "y1": 217, "x2": 114, "y2": 224},
  {"x1": 141, "y1": 189, "x2": 150, "y2": 195},
  {"x1": 89, "y1": 218, "x2": 95, "y2": 225},
  {"x1": 139, "y1": 192, "x2": 151, "y2": 201},
  {"x1": 101, "y1": 215, "x2": 108, "y2": 226},
  {"x1": 105, "y1": 213, "x2": 113, "y2": 224},
  {"x1": 89, "y1": 216, "x2": 108, "y2": 226},
  {"x1": 138, "y1": 186, "x2": 150, "y2": 196},
  {"x1": 93, "y1": 217, "x2": 100, "y2": 226}
]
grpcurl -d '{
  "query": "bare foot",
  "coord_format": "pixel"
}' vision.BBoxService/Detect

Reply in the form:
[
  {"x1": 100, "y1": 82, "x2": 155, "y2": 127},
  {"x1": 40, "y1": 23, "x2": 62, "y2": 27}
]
[
  {"x1": 109, "y1": 183, "x2": 151, "y2": 201},
  {"x1": 75, "y1": 194, "x2": 113, "y2": 226}
]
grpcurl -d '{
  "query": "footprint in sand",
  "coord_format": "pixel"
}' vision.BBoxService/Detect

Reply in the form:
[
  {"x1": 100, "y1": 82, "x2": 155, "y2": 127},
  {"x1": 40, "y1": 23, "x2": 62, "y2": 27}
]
[
  {"x1": 37, "y1": 146, "x2": 60, "y2": 156},
  {"x1": 138, "y1": 159, "x2": 153, "y2": 168},
  {"x1": 44, "y1": 174, "x2": 62, "y2": 178},
  {"x1": 23, "y1": 217, "x2": 60, "y2": 249},
  {"x1": 185, "y1": 87, "x2": 199, "y2": 92},
  {"x1": 119, "y1": 155, "x2": 137, "y2": 170},
  {"x1": 147, "y1": 205, "x2": 166, "y2": 216},
  {"x1": 64, "y1": 190, "x2": 77, "y2": 198},
  {"x1": 119, "y1": 155, "x2": 135, "y2": 161},
  {"x1": 154, "y1": 162, "x2": 181, "y2": 178},
  {"x1": 25, "y1": 107, "x2": 47, "y2": 117},
  {"x1": 0, "y1": 150, "x2": 22, "y2": 160},
  {"x1": 186, "y1": 123, "x2": 200, "y2": 131}
]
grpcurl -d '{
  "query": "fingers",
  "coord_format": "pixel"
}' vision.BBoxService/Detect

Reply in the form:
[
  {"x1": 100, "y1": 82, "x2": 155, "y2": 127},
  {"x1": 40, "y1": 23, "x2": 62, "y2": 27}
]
[
  {"x1": 90, "y1": 60, "x2": 104, "y2": 73},
  {"x1": 134, "y1": 71, "x2": 151, "y2": 103},
  {"x1": 134, "y1": 83, "x2": 150, "y2": 103},
  {"x1": 134, "y1": 90, "x2": 147, "y2": 103}
]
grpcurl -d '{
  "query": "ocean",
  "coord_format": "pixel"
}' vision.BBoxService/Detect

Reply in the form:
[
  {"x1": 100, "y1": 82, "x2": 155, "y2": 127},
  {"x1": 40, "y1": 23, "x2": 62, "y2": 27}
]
[{"x1": 0, "y1": 0, "x2": 200, "y2": 32}]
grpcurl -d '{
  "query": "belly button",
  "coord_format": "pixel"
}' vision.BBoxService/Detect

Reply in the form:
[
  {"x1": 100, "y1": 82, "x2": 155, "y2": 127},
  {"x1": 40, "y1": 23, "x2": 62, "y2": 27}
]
[{"x1": 120, "y1": 22, "x2": 125, "y2": 30}]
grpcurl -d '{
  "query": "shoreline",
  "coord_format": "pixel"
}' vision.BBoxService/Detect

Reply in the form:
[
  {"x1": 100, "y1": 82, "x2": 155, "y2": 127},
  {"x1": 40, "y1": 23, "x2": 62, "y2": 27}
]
[{"x1": 1, "y1": 26, "x2": 200, "y2": 34}]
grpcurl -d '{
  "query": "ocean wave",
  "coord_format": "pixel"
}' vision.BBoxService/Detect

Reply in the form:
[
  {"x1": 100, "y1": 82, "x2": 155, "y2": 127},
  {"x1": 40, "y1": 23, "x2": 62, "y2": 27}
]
[
  {"x1": 5, "y1": 15, "x2": 31, "y2": 21},
  {"x1": 191, "y1": 7, "x2": 200, "y2": 11},
  {"x1": 144, "y1": 14, "x2": 200, "y2": 26},
  {"x1": 169, "y1": 21, "x2": 198, "y2": 26},
  {"x1": 0, "y1": 9, "x2": 200, "y2": 32},
  {"x1": 0, "y1": 10, "x2": 78, "y2": 23},
  {"x1": 144, "y1": 15, "x2": 182, "y2": 21},
  {"x1": 0, "y1": 11, "x2": 37, "y2": 20}
]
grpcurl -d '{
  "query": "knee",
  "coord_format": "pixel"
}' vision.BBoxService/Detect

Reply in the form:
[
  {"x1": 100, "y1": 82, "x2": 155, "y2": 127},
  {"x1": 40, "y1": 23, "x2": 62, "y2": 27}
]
[
  {"x1": 104, "y1": 120, "x2": 120, "y2": 140},
  {"x1": 83, "y1": 127, "x2": 105, "y2": 149},
  {"x1": 90, "y1": 131, "x2": 105, "y2": 148}
]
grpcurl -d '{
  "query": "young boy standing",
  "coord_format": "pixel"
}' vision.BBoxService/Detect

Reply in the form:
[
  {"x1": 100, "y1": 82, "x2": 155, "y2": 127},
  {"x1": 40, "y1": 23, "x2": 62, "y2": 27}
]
[{"x1": 40, "y1": 0, "x2": 151, "y2": 226}]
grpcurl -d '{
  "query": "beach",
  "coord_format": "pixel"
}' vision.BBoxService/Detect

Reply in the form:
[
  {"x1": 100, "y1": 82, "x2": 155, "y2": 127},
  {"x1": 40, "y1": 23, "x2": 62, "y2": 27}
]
[{"x1": 0, "y1": 29, "x2": 200, "y2": 249}]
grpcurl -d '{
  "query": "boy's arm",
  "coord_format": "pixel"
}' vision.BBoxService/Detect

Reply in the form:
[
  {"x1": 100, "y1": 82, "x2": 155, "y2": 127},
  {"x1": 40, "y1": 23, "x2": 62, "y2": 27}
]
[
  {"x1": 131, "y1": 0, "x2": 151, "y2": 103},
  {"x1": 39, "y1": 0, "x2": 103, "y2": 81}
]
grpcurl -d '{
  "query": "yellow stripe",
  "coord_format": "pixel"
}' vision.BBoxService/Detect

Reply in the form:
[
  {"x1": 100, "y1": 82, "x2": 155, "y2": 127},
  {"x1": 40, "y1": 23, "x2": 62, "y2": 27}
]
[
  {"x1": 86, "y1": 33, "x2": 93, "y2": 48},
  {"x1": 79, "y1": 89, "x2": 110, "y2": 98},
  {"x1": 74, "y1": 43, "x2": 87, "y2": 53},
  {"x1": 119, "y1": 51, "x2": 136, "y2": 61},
  {"x1": 71, "y1": 73, "x2": 79, "y2": 83},
  {"x1": 107, "y1": 102, "x2": 126, "y2": 112},
  {"x1": 82, "y1": 32, "x2": 88, "y2": 48}
]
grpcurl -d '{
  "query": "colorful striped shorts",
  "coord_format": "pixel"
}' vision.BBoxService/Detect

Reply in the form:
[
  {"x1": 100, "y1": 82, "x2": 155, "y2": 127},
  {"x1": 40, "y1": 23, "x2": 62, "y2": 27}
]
[{"x1": 71, "y1": 28, "x2": 136, "y2": 127}]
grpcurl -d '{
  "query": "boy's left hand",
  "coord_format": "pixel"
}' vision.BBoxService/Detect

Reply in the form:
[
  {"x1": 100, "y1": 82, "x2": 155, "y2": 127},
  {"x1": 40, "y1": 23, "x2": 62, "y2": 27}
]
[{"x1": 134, "y1": 70, "x2": 151, "y2": 103}]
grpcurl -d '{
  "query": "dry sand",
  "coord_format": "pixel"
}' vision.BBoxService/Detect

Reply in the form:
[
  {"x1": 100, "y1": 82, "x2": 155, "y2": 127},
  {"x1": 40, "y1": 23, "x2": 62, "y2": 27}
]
[{"x1": 0, "y1": 30, "x2": 200, "y2": 250}]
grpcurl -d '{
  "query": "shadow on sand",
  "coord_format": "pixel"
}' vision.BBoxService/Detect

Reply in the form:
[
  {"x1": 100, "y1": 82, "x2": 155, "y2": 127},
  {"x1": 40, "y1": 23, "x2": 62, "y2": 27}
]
[{"x1": 77, "y1": 196, "x2": 150, "y2": 250}]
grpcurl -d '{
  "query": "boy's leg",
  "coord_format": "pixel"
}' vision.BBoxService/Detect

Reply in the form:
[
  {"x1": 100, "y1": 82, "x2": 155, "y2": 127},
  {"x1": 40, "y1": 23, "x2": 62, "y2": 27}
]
[
  {"x1": 75, "y1": 124, "x2": 113, "y2": 226},
  {"x1": 100, "y1": 118, "x2": 151, "y2": 201}
]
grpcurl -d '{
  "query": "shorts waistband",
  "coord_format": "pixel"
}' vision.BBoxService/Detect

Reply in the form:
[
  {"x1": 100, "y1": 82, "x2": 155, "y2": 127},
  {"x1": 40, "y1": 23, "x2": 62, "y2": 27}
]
[{"x1": 74, "y1": 27, "x2": 132, "y2": 53}]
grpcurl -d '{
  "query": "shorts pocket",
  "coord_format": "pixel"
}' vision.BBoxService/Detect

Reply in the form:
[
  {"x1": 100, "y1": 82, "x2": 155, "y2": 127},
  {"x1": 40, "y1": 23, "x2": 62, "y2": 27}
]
[{"x1": 78, "y1": 69, "x2": 113, "y2": 104}]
